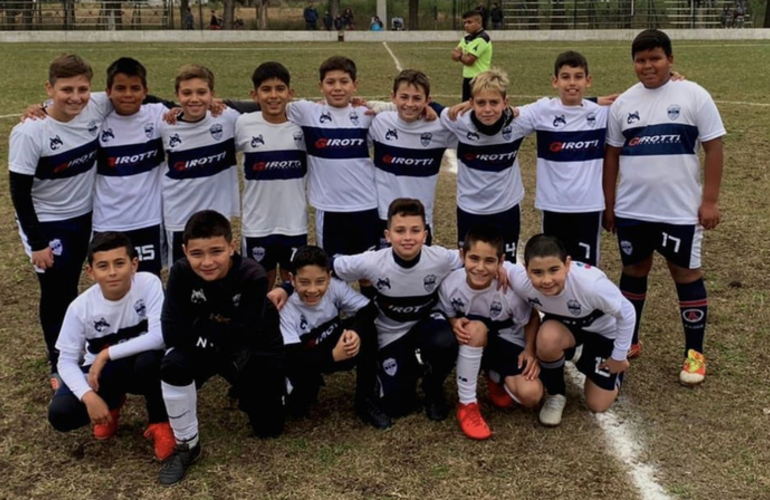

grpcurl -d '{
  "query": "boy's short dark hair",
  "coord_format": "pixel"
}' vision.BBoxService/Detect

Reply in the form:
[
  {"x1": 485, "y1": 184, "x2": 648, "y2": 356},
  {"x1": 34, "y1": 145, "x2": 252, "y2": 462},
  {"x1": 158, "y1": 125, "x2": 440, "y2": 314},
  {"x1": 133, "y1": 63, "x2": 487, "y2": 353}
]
[
  {"x1": 175, "y1": 64, "x2": 215, "y2": 93},
  {"x1": 631, "y1": 29, "x2": 672, "y2": 59},
  {"x1": 183, "y1": 210, "x2": 232, "y2": 245},
  {"x1": 48, "y1": 54, "x2": 93, "y2": 86},
  {"x1": 251, "y1": 61, "x2": 291, "y2": 89},
  {"x1": 387, "y1": 198, "x2": 426, "y2": 227},
  {"x1": 319, "y1": 56, "x2": 357, "y2": 82},
  {"x1": 462, "y1": 10, "x2": 482, "y2": 20},
  {"x1": 88, "y1": 231, "x2": 135, "y2": 265},
  {"x1": 106, "y1": 57, "x2": 148, "y2": 89},
  {"x1": 292, "y1": 245, "x2": 331, "y2": 273},
  {"x1": 524, "y1": 234, "x2": 568, "y2": 266},
  {"x1": 462, "y1": 224, "x2": 504, "y2": 258},
  {"x1": 554, "y1": 51, "x2": 589, "y2": 76},
  {"x1": 392, "y1": 69, "x2": 430, "y2": 97}
]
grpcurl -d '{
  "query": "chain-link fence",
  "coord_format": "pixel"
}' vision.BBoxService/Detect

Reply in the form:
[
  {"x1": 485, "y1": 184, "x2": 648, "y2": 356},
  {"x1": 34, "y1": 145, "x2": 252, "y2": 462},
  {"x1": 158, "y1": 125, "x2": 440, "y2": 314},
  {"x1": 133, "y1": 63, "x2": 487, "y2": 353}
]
[{"x1": 0, "y1": 0, "x2": 171, "y2": 29}]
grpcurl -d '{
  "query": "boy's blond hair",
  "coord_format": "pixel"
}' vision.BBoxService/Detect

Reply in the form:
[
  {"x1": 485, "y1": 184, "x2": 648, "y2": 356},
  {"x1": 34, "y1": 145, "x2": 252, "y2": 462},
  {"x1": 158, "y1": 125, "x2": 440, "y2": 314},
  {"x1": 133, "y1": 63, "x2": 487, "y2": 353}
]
[
  {"x1": 470, "y1": 68, "x2": 509, "y2": 98},
  {"x1": 48, "y1": 54, "x2": 93, "y2": 86},
  {"x1": 174, "y1": 64, "x2": 215, "y2": 93}
]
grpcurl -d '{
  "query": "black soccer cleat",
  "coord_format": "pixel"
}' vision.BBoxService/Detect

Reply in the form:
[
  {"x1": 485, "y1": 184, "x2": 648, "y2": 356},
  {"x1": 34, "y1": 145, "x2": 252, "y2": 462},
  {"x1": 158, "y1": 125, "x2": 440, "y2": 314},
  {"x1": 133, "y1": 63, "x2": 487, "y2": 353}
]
[
  {"x1": 158, "y1": 441, "x2": 201, "y2": 486},
  {"x1": 355, "y1": 396, "x2": 393, "y2": 430},
  {"x1": 424, "y1": 393, "x2": 450, "y2": 422}
]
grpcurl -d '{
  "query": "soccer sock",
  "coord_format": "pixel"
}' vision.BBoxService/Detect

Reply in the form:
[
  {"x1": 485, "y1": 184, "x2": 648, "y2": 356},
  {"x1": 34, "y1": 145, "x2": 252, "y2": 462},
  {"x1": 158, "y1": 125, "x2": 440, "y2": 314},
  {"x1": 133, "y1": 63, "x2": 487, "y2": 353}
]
[
  {"x1": 502, "y1": 382, "x2": 522, "y2": 405},
  {"x1": 457, "y1": 345, "x2": 483, "y2": 405},
  {"x1": 539, "y1": 356, "x2": 566, "y2": 396},
  {"x1": 620, "y1": 273, "x2": 648, "y2": 345},
  {"x1": 676, "y1": 278, "x2": 708, "y2": 356},
  {"x1": 161, "y1": 381, "x2": 198, "y2": 445}
]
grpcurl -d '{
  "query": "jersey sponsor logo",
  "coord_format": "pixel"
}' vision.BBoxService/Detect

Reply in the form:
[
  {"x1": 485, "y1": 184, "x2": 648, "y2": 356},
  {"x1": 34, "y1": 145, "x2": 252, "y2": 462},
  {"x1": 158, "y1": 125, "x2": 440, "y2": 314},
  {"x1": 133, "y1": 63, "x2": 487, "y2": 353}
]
[
  {"x1": 87, "y1": 120, "x2": 99, "y2": 136},
  {"x1": 375, "y1": 292, "x2": 438, "y2": 321},
  {"x1": 373, "y1": 142, "x2": 445, "y2": 177},
  {"x1": 385, "y1": 128, "x2": 399, "y2": 141},
  {"x1": 567, "y1": 299, "x2": 582, "y2": 316},
  {"x1": 49, "y1": 135, "x2": 64, "y2": 151},
  {"x1": 627, "y1": 111, "x2": 640, "y2": 124},
  {"x1": 94, "y1": 317, "x2": 111, "y2": 333},
  {"x1": 314, "y1": 137, "x2": 365, "y2": 148},
  {"x1": 423, "y1": 274, "x2": 437, "y2": 292},
  {"x1": 300, "y1": 317, "x2": 341, "y2": 347},
  {"x1": 144, "y1": 123, "x2": 155, "y2": 138},
  {"x1": 169, "y1": 134, "x2": 182, "y2": 147},
  {"x1": 586, "y1": 112, "x2": 597, "y2": 127},
  {"x1": 537, "y1": 127, "x2": 607, "y2": 161},
  {"x1": 50, "y1": 238, "x2": 63, "y2": 256},
  {"x1": 466, "y1": 131, "x2": 480, "y2": 141},
  {"x1": 502, "y1": 125, "x2": 513, "y2": 141},
  {"x1": 252, "y1": 246, "x2": 266, "y2": 261},
  {"x1": 37, "y1": 139, "x2": 99, "y2": 179},
  {"x1": 451, "y1": 297, "x2": 465, "y2": 312},
  {"x1": 319, "y1": 111, "x2": 332, "y2": 124},
  {"x1": 166, "y1": 139, "x2": 236, "y2": 180},
  {"x1": 620, "y1": 240, "x2": 633, "y2": 255},
  {"x1": 349, "y1": 111, "x2": 360, "y2": 126},
  {"x1": 667, "y1": 105, "x2": 681, "y2": 120},
  {"x1": 134, "y1": 299, "x2": 146, "y2": 317},
  {"x1": 99, "y1": 139, "x2": 164, "y2": 177},
  {"x1": 250, "y1": 135, "x2": 265, "y2": 148},
  {"x1": 382, "y1": 357, "x2": 398, "y2": 377},
  {"x1": 210, "y1": 123, "x2": 224, "y2": 140},
  {"x1": 100, "y1": 128, "x2": 115, "y2": 143},
  {"x1": 621, "y1": 123, "x2": 698, "y2": 157},
  {"x1": 490, "y1": 299, "x2": 503, "y2": 318},
  {"x1": 243, "y1": 149, "x2": 307, "y2": 181},
  {"x1": 376, "y1": 277, "x2": 391, "y2": 290},
  {"x1": 552, "y1": 115, "x2": 567, "y2": 127},
  {"x1": 303, "y1": 127, "x2": 369, "y2": 159},
  {"x1": 458, "y1": 139, "x2": 524, "y2": 172},
  {"x1": 191, "y1": 289, "x2": 207, "y2": 304},
  {"x1": 682, "y1": 308, "x2": 704, "y2": 323},
  {"x1": 628, "y1": 134, "x2": 681, "y2": 146},
  {"x1": 420, "y1": 132, "x2": 433, "y2": 146}
]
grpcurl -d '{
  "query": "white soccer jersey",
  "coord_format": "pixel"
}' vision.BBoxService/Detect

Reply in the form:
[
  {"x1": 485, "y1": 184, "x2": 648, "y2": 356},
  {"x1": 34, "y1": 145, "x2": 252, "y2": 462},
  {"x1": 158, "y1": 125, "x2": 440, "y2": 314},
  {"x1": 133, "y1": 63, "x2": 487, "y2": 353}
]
[
  {"x1": 508, "y1": 262, "x2": 632, "y2": 361},
  {"x1": 439, "y1": 268, "x2": 531, "y2": 348},
  {"x1": 55, "y1": 272, "x2": 165, "y2": 400},
  {"x1": 93, "y1": 103, "x2": 166, "y2": 231},
  {"x1": 607, "y1": 80, "x2": 726, "y2": 224},
  {"x1": 369, "y1": 111, "x2": 457, "y2": 225},
  {"x1": 334, "y1": 246, "x2": 462, "y2": 348},
  {"x1": 159, "y1": 109, "x2": 241, "y2": 231},
  {"x1": 8, "y1": 93, "x2": 112, "y2": 222},
  {"x1": 235, "y1": 112, "x2": 308, "y2": 238},
  {"x1": 440, "y1": 109, "x2": 527, "y2": 215},
  {"x1": 287, "y1": 100, "x2": 376, "y2": 212},
  {"x1": 280, "y1": 278, "x2": 369, "y2": 346},
  {"x1": 516, "y1": 97, "x2": 608, "y2": 213}
]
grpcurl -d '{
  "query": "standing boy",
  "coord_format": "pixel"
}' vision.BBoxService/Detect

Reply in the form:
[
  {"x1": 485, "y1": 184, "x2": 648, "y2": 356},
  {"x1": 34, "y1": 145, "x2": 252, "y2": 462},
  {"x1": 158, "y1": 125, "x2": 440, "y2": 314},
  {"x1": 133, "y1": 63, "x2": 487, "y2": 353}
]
[
  {"x1": 48, "y1": 232, "x2": 173, "y2": 461},
  {"x1": 451, "y1": 10, "x2": 493, "y2": 102},
  {"x1": 158, "y1": 210, "x2": 284, "y2": 486},
  {"x1": 235, "y1": 62, "x2": 308, "y2": 285},
  {"x1": 604, "y1": 29, "x2": 725, "y2": 382},
  {"x1": 9, "y1": 54, "x2": 112, "y2": 388}
]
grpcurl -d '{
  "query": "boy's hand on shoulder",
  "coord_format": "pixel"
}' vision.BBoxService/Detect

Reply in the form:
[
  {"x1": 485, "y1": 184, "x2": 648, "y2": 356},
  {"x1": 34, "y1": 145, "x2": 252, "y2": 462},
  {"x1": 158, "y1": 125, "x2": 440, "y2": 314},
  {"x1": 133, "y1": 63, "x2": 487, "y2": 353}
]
[
  {"x1": 698, "y1": 201, "x2": 721, "y2": 230},
  {"x1": 670, "y1": 70, "x2": 686, "y2": 82},
  {"x1": 31, "y1": 247, "x2": 54, "y2": 270},
  {"x1": 447, "y1": 101, "x2": 472, "y2": 121},
  {"x1": 209, "y1": 98, "x2": 226, "y2": 117},
  {"x1": 495, "y1": 264, "x2": 509, "y2": 292},
  {"x1": 82, "y1": 391, "x2": 112, "y2": 426},
  {"x1": 519, "y1": 349, "x2": 540, "y2": 381},
  {"x1": 342, "y1": 329, "x2": 361, "y2": 357},
  {"x1": 600, "y1": 357, "x2": 629, "y2": 374},
  {"x1": 20, "y1": 103, "x2": 47, "y2": 122},
  {"x1": 597, "y1": 94, "x2": 619, "y2": 106},
  {"x1": 422, "y1": 105, "x2": 438, "y2": 122},
  {"x1": 163, "y1": 107, "x2": 182, "y2": 124},
  {"x1": 267, "y1": 287, "x2": 289, "y2": 310},
  {"x1": 87, "y1": 349, "x2": 111, "y2": 392}
]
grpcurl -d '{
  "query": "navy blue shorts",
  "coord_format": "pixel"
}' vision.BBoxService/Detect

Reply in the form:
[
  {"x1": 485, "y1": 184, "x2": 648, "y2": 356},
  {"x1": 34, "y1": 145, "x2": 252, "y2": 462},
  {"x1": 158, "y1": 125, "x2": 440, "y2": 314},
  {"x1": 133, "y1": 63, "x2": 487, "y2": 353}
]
[
  {"x1": 376, "y1": 219, "x2": 433, "y2": 250},
  {"x1": 316, "y1": 208, "x2": 379, "y2": 257},
  {"x1": 457, "y1": 204, "x2": 521, "y2": 263},
  {"x1": 243, "y1": 234, "x2": 307, "y2": 273},
  {"x1": 94, "y1": 224, "x2": 162, "y2": 277},
  {"x1": 615, "y1": 217, "x2": 702, "y2": 269},
  {"x1": 483, "y1": 335, "x2": 528, "y2": 378},
  {"x1": 542, "y1": 210, "x2": 602, "y2": 266}
]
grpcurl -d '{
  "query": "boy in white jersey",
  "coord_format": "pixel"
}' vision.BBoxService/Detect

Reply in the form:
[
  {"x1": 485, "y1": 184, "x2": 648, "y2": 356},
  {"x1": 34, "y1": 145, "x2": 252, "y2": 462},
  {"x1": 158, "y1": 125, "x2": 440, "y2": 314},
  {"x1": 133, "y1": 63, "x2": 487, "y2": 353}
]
[
  {"x1": 48, "y1": 232, "x2": 174, "y2": 462},
  {"x1": 236, "y1": 62, "x2": 307, "y2": 286},
  {"x1": 9, "y1": 54, "x2": 112, "y2": 389},
  {"x1": 370, "y1": 69, "x2": 457, "y2": 248},
  {"x1": 604, "y1": 29, "x2": 725, "y2": 384},
  {"x1": 160, "y1": 64, "x2": 240, "y2": 264},
  {"x1": 515, "y1": 51, "x2": 608, "y2": 266},
  {"x1": 510, "y1": 235, "x2": 634, "y2": 426},
  {"x1": 440, "y1": 69, "x2": 528, "y2": 263},
  {"x1": 95, "y1": 57, "x2": 168, "y2": 276},
  {"x1": 439, "y1": 225, "x2": 542, "y2": 440},
  {"x1": 280, "y1": 245, "x2": 391, "y2": 429}
]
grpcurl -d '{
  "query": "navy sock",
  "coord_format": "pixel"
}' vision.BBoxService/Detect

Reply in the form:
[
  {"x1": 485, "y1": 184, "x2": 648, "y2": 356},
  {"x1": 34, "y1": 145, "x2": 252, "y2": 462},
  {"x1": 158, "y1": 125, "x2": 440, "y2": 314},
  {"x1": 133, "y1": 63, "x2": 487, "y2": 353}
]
[
  {"x1": 676, "y1": 278, "x2": 708, "y2": 356},
  {"x1": 539, "y1": 356, "x2": 566, "y2": 396},
  {"x1": 620, "y1": 273, "x2": 647, "y2": 344}
]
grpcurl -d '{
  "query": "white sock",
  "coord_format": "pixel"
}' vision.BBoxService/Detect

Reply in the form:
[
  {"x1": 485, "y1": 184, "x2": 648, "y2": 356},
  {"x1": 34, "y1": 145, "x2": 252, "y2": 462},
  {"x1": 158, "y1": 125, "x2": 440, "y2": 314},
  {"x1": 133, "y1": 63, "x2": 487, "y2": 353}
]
[
  {"x1": 503, "y1": 381, "x2": 522, "y2": 405},
  {"x1": 162, "y1": 381, "x2": 198, "y2": 445},
  {"x1": 457, "y1": 345, "x2": 483, "y2": 405}
]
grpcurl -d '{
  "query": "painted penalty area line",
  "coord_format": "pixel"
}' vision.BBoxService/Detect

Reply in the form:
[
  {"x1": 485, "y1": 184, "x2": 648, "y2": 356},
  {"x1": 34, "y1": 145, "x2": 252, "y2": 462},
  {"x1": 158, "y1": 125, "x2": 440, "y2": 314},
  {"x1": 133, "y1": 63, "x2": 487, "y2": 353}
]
[{"x1": 382, "y1": 42, "x2": 403, "y2": 72}]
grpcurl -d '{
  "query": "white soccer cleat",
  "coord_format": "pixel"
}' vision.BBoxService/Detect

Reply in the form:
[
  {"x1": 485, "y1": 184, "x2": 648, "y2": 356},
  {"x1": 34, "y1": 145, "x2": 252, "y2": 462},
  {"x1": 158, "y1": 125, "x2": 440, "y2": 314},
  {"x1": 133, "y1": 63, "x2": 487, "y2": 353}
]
[{"x1": 539, "y1": 394, "x2": 567, "y2": 426}]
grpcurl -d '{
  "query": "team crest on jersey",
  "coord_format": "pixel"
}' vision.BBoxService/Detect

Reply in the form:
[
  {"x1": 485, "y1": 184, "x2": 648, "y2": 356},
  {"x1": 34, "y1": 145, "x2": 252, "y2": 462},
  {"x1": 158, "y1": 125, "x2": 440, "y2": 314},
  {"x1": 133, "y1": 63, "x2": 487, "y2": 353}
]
[
  {"x1": 49, "y1": 238, "x2": 63, "y2": 256},
  {"x1": 169, "y1": 134, "x2": 182, "y2": 147},
  {"x1": 144, "y1": 123, "x2": 155, "y2": 138},
  {"x1": 49, "y1": 135, "x2": 64, "y2": 151},
  {"x1": 319, "y1": 111, "x2": 332, "y2": 124},
  {"x1": 567, "y1": 299, "x2": 582, "y2": 316},
  {"x1": 93, "y1": 318, "x2": 110, "y2": 333},
  {"x1": 382, "y1": 357, "x2": 398, "y2": 377},
  {"x1": 293, "y1": 131, "x2": 304, "y2": 145},
  {"x1": 349, "y1": 111, "x2": 360, "y2": 126},
  {"x1": 134, "y1": 299, "x2": 147, "y2": 317},
  {"x1": 466, "y1": 131, "x2": 480, "y2": 141},
  {"x1": 627, "y1": 111, "x2": 640, "y2": 124},
  {"x1": 232, "y1": 293, "x2": 241, "y2": 307},
  {"x1": 250, "y1": 135, "x2": 265, "y2": 148},
  {"x1": 100, "y1": 128, "x2": 115, "y2": 143},
  {"x1": 553, "y1": 115, "x2": 567, "y2": 128},
  {"x1": 251, "y1": 246, "x2": 266, "y2": 262},
  {"x1": 299, "y1": 314, "x2": 308, "y2": 330},
  {"x1": 420, "y1": 132, "x2": 433, "y2": 147},
  {"x1": 209, "y1": 123, "x2": 224, "y2": 140},
  {"x1": 376, "y1": 277, "x2": 391, "y2": 290},
  {"x1": 620, "y1": 240, "x2": 633, "y2": 256},
  {"x1": 191, "y1": 289, "x2": 207, "y2": 304},
  {"x1": 527, "y1": 297, "x2": 542, "y2": 308},
  {"x1": 490, "y1": 299, "x2": 503, "y2": 318},
  {"x1": 451, "y1": 297, "x2": 465, "y2": 312},
  {"x1": 385, "y1": 128, "x2": 399, "y2": 141},
  {"x1": 502, "y1": 125, "x2": 513, "y2": 141},
  {"x1": 423, "y1": 274, "x2": 437, "y2": 292},
  {"x1": 667, "y1": 105, "x2": 681, "y2": 121},
  {"x1": 586, "y1": 112, "x2": 597, "y2": 127},
  {"x1": 87, "y1": 120, "x2": 99, "y2": 136}
]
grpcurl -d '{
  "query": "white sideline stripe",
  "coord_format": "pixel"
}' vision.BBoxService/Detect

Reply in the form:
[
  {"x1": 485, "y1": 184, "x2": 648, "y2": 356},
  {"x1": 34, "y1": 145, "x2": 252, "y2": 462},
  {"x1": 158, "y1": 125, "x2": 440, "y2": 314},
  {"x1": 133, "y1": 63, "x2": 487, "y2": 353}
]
[
  {"x1": 382, "y1": 42, "x2": 403, "y2": 72},
  {"x1": 416, "y1": 42, "x2": 770, "y2": 50}
]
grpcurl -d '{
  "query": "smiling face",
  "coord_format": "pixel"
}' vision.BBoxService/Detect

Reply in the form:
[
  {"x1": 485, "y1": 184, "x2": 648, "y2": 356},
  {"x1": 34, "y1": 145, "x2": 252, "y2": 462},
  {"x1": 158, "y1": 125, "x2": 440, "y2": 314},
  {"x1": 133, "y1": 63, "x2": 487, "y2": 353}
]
[
  {"x1": 251, "y1": 77, "x2": 293, "y2": 124},
  {"x1": 386, "y1": 214, "x2": 427, "y2": 261},
  {"x1": 392, "y1": 82, "x2": 430, "y2": 123},
  {"x1": 45, "y1": 74, "x2": 92, "y2": 122},
  {"x1": 553, "y1": 65, "x2": 592, "y2": 106},
  {"x1": 291, "y1": 264, "x2": 331, "y2": 306},
  {"x1": 107, "y1": 73, "x2": 147, "y2": 116},
  {"x1": 177, "y1": 77, "x2": 214, "y2": 121},
  {"x1": 462, "y1": 241, "x2": 501, "y2": 290},
  {"x1": 526, "y1": 255, "x2": 571, "y2": 296},
  {"x1": 87, "y1": 247, "x2": 138, "y2": 301},
  {"x1": 633, "y1": 47, "x2": 673, "y2": 89},
  {"x1": 319, "y1": 70, "x2": 357, "y2": 108},
  {"x1": 183, "y1": 236, "x2": 235, "y2": 281},
  {"x1": 471, "y1": 89, "x2": 508, "y2": 126}
]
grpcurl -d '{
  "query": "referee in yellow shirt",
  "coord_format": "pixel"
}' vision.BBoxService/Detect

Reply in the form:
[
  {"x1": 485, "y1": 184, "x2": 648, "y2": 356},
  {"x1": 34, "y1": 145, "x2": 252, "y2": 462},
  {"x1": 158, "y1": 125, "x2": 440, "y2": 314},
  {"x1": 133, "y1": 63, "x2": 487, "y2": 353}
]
[{"x1": 452, "y1": 10, "x2": 493, "y2": 101}]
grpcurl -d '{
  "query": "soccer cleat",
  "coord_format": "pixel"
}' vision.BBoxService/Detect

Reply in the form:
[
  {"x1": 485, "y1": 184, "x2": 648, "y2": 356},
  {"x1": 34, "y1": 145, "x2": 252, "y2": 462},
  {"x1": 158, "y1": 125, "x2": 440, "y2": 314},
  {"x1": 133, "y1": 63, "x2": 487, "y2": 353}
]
[
  {"x1": 355, "y1": 396, "x2": 393, "y2": 430},
  {"x1": 539, "y1": 394, "x2": 567, "y2": 427},
  {"x1": 456, "y1": 402, "x2": 492, "y2": 440},
  {"x1": 158, "y1": 441, "x2": 201, "y2": 486},
  {"x1": 144, "y1": 422, "x2": 176, "y2": 461},
  {"x1": 424, "y1": 393, "x2": 450, "y2": 422},
  {"x1": 93, "y1": 395, "x2": 126, "y2": 440},
  {"x1": 487, "y1": 377, "x2": 514, "y2": 409},
  {"x1": 679, "y1": 349, "x2": 706, "y2": 386},
  {"x1": 627, "y1": 342, "x2": 643, "y2": 359}
]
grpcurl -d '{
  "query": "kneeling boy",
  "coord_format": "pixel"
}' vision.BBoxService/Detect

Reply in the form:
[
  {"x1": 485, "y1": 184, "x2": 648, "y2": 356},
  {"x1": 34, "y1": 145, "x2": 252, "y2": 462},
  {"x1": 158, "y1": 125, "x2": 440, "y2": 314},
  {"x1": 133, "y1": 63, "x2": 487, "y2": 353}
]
[
  {"x1": 48, "y1": 232, "x2": 173, "y2": 461},
  {"x1": 510, "y1": 234, "x2": 635, "y2": 426},
  {"x1": 158, "y1": 210, "x2": 284, "y2": 486}
]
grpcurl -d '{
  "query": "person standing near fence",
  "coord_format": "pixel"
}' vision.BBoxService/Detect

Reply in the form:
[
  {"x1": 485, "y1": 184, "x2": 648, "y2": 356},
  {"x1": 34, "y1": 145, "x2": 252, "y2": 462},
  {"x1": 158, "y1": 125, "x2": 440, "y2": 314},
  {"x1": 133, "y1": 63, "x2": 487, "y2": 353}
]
[{"x1": 304, "y1": 2, "x2": 318, "y2": 30}]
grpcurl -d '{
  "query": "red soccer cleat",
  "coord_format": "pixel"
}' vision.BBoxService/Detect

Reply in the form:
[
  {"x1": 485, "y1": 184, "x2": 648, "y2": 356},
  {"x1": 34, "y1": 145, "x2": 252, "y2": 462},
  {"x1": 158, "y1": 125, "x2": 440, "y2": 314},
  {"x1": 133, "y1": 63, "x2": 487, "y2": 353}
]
[
  {"x1": 144, "y1": 422, "x2": 176, "y2": 461},
  {"x1": 487, "y1": 376, "x2": 514, "y2": 409},
  {"x1": 457, "y1": 402, "x2": 492, "y2": 440}
]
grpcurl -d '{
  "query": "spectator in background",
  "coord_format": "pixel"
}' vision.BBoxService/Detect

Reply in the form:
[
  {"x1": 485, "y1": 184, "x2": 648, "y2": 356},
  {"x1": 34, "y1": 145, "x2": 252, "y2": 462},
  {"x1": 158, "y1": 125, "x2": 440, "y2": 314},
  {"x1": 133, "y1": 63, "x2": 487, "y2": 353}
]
[
  {"x1": 370, "y1": 15, "x2": 384, "y2": 31},
  {"x1": 342, "y1": 7, "x2": 355, "y2": 29},
  {"x1": 334, "y1": 14, "x2": 344, "y2": 30},
  {"x1": 323, "y1": 10, "x2": 333, "y2": 30},
  {"x1": 476, "y1": 2, "x2": 489, "y2": 30},
  {"x1": 304, "y1": 2, "x2": 319, "y2": 30},
  {"x1": 209, "y1": 10, "x2": 222, "y2": 30},
  {"x1": 184, "y1": 8, "x2": 195, "y2": 30},
  {"x1": 490, "y1": 2, "x2": 503, "y2": 29}
]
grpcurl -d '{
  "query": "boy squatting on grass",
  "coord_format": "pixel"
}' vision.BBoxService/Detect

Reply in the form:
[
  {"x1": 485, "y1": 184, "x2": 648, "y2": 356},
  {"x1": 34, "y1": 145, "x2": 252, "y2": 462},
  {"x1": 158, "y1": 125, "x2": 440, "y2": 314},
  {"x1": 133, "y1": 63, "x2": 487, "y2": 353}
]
[
  {"x1": 604, "y1": 29, "x2": 725, "y2": 385},
  {"x1": 48, "y1": 231, "x2": 174, "y2": 462}
]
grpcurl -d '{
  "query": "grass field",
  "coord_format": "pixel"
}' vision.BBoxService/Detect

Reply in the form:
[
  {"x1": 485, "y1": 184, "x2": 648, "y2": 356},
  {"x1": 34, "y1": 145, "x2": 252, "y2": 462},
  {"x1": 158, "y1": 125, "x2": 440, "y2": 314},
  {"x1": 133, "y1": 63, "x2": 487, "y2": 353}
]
[{"x1": 1, "y1": 39, "x2": 769, "y2": 500}]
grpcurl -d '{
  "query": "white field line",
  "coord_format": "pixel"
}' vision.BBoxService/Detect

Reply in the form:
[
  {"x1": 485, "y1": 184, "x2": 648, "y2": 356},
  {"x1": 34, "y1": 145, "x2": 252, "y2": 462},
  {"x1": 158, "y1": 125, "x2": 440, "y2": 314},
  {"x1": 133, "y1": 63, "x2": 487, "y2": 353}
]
[
  {"x1": 382, "y1": 42, "x2": 403, "y2": 72},
  {"x1": 415, "y1": 43, "x2": 770, "y2": 50}
]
